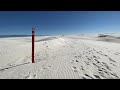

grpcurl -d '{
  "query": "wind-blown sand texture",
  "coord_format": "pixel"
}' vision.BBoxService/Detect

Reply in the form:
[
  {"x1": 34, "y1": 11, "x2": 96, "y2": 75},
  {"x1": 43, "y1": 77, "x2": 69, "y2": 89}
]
[{"x1": 0, "y1": 34, "x2": 120, "y2": 79}]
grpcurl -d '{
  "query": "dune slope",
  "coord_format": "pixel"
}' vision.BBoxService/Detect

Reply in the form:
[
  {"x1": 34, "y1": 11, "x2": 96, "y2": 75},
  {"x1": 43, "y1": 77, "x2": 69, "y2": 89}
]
[{"x1": 0, "y1": 35, "x2": 120, "y2": 79}]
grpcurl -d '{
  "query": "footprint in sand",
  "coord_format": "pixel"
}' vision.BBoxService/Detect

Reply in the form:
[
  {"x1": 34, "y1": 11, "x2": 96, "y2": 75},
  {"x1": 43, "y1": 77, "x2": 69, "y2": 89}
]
[
  {"x1": 114, "y1": 52, "x2": 120, "y2": 55},
  {"x1": 72, "y1": 66, "x2": 79, "y2": 72},
  {"x1": 84, "y1": 61, "x2": 90, "y2": 65},
  {"x1": 76, "y1": 60, "x2": 79, "y2": 62},
  {"x1": 74, "y1": 56, "x2": 78, "y2": 58},
  {"x1": 81, "y1": 74, "x2": 94, "y2": 79},
  {"x1": 93, "y1": 75, "x2": 101, "y2": 79},
  {"x1": 24, "y1": 72, "x2": 31, "y2": 79},
  {"x1": 108, "y1": 57, "x2": 116, "y2": 63},
  {"x1": 26, "y1": 74, "x2": 37, "y2": 79},
  {"x1": 71, "y1": 59, "x2": 79, "y2": 64},
  {"x1": 71, "y1": 60, "x2": 74, "y2": 63}
]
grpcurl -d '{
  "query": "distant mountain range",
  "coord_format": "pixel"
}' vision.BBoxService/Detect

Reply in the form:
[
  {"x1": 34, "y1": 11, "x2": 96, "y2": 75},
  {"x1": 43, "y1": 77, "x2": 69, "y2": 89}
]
[{"x1": 0, "y1": 35, "x2": 51, "y2": 38}]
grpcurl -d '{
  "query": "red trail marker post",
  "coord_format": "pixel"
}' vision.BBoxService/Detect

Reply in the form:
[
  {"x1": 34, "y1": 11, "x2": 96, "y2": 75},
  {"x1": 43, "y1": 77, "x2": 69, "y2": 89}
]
[{"x1": 32, "y1": 27, "x2": 35, "y2": 63}]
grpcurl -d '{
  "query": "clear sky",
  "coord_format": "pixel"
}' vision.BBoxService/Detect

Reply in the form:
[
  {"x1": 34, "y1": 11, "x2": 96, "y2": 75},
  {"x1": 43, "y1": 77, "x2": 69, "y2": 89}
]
[{"x1": 0, "y1": 11, "x2": 120, "y2": 35}]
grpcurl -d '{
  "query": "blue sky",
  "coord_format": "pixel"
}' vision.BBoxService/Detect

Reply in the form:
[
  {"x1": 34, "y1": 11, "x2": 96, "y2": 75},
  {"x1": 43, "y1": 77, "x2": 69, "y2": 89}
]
[{"x1": 0, "y1": 11, "x2": 120, "y2": 35}]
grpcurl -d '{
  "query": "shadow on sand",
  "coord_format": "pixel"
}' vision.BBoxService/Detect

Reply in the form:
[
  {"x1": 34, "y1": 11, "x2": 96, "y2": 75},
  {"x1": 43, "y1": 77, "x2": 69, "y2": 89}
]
[{"x1": 35, "y1": 37, "x2": 58, "y2": 42}]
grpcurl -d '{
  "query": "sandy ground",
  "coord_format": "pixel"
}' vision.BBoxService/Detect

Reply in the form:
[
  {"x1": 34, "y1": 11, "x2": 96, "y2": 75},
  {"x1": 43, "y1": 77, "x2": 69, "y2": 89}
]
[{"x1": 0, "y1": 34, "x2": 120, "y2": 79}]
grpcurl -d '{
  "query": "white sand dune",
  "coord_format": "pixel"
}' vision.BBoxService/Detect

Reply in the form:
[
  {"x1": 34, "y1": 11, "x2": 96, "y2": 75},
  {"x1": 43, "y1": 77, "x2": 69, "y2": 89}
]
[{"x1": 0, "y1": 34, "x2": 120, "y2": 79}]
